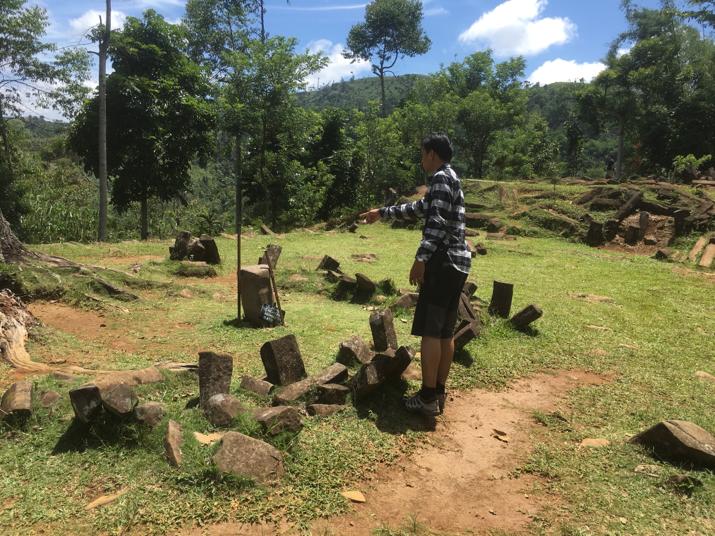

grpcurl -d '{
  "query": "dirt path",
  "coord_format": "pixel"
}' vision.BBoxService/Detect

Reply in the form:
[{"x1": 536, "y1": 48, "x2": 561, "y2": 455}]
[{"x1": 194, "y1": 370, "x2": 608, "y2": 536}]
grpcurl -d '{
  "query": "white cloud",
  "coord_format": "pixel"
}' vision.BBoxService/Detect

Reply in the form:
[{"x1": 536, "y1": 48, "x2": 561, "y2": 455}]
[
  {"x1": 528, "y1": 58, "x2": 605, "y2": 85},
  {"x1": 305, "y1": 39, "x2": 372, "y2": 89},
  {"x1": 459, "y1": 0, "x2": 575, "y2": 56},
  {"x1": 270, "y1": 3, "x2": 367, "y2": 11},
  {"x1": 616, "y1": 46, "x2": 632, "y2": 58},
  {"x1": 69, "y1": 9, "x2": 127, "y2": 34},
  {"x1": 425, "y1": 7, "x2": 449, "y2": 17}
]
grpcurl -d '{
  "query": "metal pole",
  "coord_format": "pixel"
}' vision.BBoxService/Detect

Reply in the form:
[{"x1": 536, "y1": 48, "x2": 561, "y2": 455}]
[{"x1": 235, "y1": 136, "x2": 242, "y2": 322}]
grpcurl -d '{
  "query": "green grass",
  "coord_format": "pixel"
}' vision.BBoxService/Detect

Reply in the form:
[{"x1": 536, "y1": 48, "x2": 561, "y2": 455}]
[{"x1": 0, "y1": 217, "x2": 713, "y2": 534}]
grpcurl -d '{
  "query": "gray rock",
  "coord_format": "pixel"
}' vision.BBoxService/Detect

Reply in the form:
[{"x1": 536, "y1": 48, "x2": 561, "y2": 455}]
[
  {"x1": 100, "y1": 383, "x2": 138, "y2": 417},
  {"x1": 213, "y1": 432, "x2": 284, "y2": 484},
  {"x1": 390, "y1": 292, "x2": 419, "y2": 310},
  {"x1": 69, "y1": 384, "x2": 103, "y2": 423},
  {"x1": 630, "y1": 420, "x2": 715, "y2": 470},
  {"x1": 240, "y1": 376, "x2": 274, "y2": 397},
  {"x1": 40, "y1": 390, "x2": 61, "y2": 408},
  {"x1": 254, "y1": 406, "x2": 303, "y2": 435},
  {"x1": 369, "y1": 310, "x2": 398, "y2": 351},
  {"x1": 0, "y1": 381, "x2": 32, "y2": 420},
  {"x1": 317, "y1": 384, "x2": 349, "y2": 405},
  {"x1": 351, "y1": 347, "x2": 412, "y2": 401},
  {"x1": 337, "y1": 336, "x2": 374, "y2": 366},
  {"x1": 135, "y1": 402, "x2": 165, "y2": 428},
  {"x1": 317, "y1": 255, "x2": 341, "y2": 272},
  {"x1": 355, "y1": 273, "x2": 377, "y2": 296},
  {"x1": 260, "y1": 334, "x2": 307, "y2": 386},
  {"x1": 313, "y1": 363, "x2": 349, "y2": 385},
  {"x1": 198, "y1": 351, "x2": 233, "y2": 408},
  {"x1": 307, "y1": 404, "x2": 344, "y2": 417},
  {"x1": 165, "y1": 420, "x2": 183, "y2": 467},
  {"x1": 204, "y1": 393, "x2": 245, "y2": 427},
  {"x1": 272, "y1": 378, "x2": 313, "y2": 406}
]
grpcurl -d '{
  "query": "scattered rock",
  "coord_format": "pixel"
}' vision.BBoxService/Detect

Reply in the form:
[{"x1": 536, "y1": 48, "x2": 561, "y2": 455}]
[
  {"x1": 240, "y1": 376, "x2": 274, "y2": 396},
  {"x1": 260, "y1": 334, "x2": 307, "y2": 386},
  {"x1": 198, "y1": 235, "x2": 221, "y2": 265},
  {"x1": 254, "y1": 406, "x2": 304, "y2": 435},
  {"x1": 134, "y1": 402, "x2": 165, "y2": 428},
  {"x1": 95, "y1": 367, "x2": 164, "y2": 389},
  {"x1": 69, "y1": 384, "x2": 103, "y2": 423},
  {"x1": 313, "y1": 363, "x2": 349, "y2": 385},
  {"x1": 390, "y1": 292, "x2": 419, "y2": 310},
  {"x1": 580, "y1": 438, "x2": 611, "y2": 448},
  {"x1": 630, "y1": 420, "x2": 715, "y2": 469},
  {"x1": 644, "y1": 235, "x2": 658, "y2": 246},
  {"x1": 239, "y1": 264, "x2": 274, "y2": 326},
  {"x1": 653, "y1": 248, "x2": 675, "y2": 261},
  {"x1": 204, "y1": 393, "x2": 245, "y2": 427},
  {"x1": 198, "y1": 352, "x2": 234, "y2": 408},
  {"x1": 213, "y1": 432, "x2": 284, "y2": 484},
  {"x1": 0, "y1": 381, "x2": 32, "y2": 421},
  {"x1": 355, "y1": 273, "x2": 377, "y2": 297},
  {"x1": 351, "y1": 347, "x2": 412, "y2": 401},
  {"x1": 369, "y1": 309, "x2": 398, "y2": 351},
  {"x1": 634, "y1": 464, "x2": 662, "y2": 477},
  {"x1": 317, "y1": 255, "x2": 341, "y2": 272},
  {"x1": 337, "y1": 336, "x2": 374, "y2": 366},
  {"x1": 40, "y1": 390, "x2": 61, "y2": 408},
  {"x1": 351, "y1": 253, "x2": 377, "y2": 263},
  {"x1": 510, "y1": 304, "x2": 543, "y2": 331},
  {"x1": 179, "y1": 288, "x2": 193, "y2": 299},
  {"x1": 462, "y1": 281, "x2": 478, "y2": 298},
  {"x1": 259, "y1": 244, "x2": 282, "y2": 268},
  {"x1": 100, "y1": 383, "x2": 138, "y2": 418},
  {"x1": 700, "y1": 244, "x2": 715, "y2": 268},
  {"x1": 341, "y1": 490, "x2": 366, "y2": 503},
  {"x1": 165, "y1": 420, "x2": 183, "y2": 467},
  {"x1": 454, "y1": 320, "x2": 480, "y2": 351},
  {"x1": 307, "y1": 404, "x2": 344, "y2": 417},
  {"x1": 175, "y1": 263, "x2": 217, "y2": 278},
  {"x1": 51, "y1": 372, "x2": 80, "y2": 383},
  {"x1": 585, "y1": 220, "x2": 605, "y2": 247},
  {"x1": 272, "y1": 378, "x2": 313, "y2": 406},
  {"x1": 476, "y1": 244, "x2": 488, "y2": 255},
  {"x1": 488, "y1": 281, "x2": 514, "y2": 318},
  {"x1": 317, "y1": 384, "x2": 350, "y2": 405}
]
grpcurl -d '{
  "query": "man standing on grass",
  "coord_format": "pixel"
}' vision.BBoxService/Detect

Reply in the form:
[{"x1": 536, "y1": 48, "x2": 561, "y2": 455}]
[{"x1": 360, "y1": 133, "x2": 471, "y2": 417}]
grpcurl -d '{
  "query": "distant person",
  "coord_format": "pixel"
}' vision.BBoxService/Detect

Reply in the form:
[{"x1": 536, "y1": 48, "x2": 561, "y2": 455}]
[{"x1": 360, "y1": 133, "x2": 471, "y2": 417}]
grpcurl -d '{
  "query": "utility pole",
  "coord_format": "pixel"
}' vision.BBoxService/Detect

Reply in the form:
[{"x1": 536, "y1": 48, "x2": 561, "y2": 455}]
[{"x1": 97, "y1": 0, "x2": 111, "y2": 242}]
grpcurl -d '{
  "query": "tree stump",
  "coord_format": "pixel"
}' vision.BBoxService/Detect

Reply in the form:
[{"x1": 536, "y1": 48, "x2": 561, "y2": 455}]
[{"x1": 488, "y1": 281, "x2": 514, "y2": 318}]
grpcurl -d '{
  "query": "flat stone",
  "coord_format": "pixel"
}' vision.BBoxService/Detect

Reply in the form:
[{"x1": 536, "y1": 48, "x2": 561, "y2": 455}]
[
  {"x1": 254, "y1": 406, "x2": 304, "y2": 435},
  {"x1": 198, "y1": 351, "x2": 233, "y2": 408},
  {"x1": 240, "y1": 376, "x2": 274, "y2": 396},
  {"x1": 134, "y1": 402, "x2": 165, "y2": 428},
  {"x1": 0, "y1": 381, "x2": 32, "y2": 420},
  {"x1": 40, "y1": 390, "x2": 61, "y2": 408},
  {"x1": 307, "y1": 404, "x2": 344, "y2": 417},
  {"x1": 369, "y1": 309, "x2": 398, "y2": 351},
  {"x1": 204, "y1": 394, "x2": 245, "y2": 427},
  {"x1": 100, "y1": 383, "x2": 138, "y2": 417},
  {"x1": 630, "y1": 420, "x2": 715, "y2": 469},
  {"x1": 69, "y1": 384, "x2": 103, "y2": 423},
  {"x1": 260, "y1": 334, "x2": 307, "y2": 386},
  {"x1": 96, "y1": 367, "x2": 164, "y2": 389},
  {"x1": 165, "y1": 420, "x2": 183, "y2": 467},
  {"x1": 337, "y1": 336, "x2": 374, "y2": 366},
  {"x1": 317, "y1": 384, "x2": 350, "y2": 405},
  {"x1": 199, "y1": 235, "x2": 221, "y2": 265},
  {"x1": 213, "y1": 432, "x2": 284, "y2": 484},
  {"x1": 313, "y1": 363, "x2": 349, "y2": 385}
]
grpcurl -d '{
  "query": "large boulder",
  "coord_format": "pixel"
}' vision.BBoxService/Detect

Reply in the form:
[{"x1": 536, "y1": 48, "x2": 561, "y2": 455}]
[
  {"x1": 198, "y1": 352, "x2": 233, "y2": 408},
  {"x1": 260, "y1": 334, "x2": 307, "y2": 386},
  {"x1": 100, "y1": 383, "x2": 138, "y2": 418},
  {"x1": 630, "y1": 420, "x2": 715, "y2": 469},
  {"x1": 213, "y1": 432, "x2": 284, "y2": 484}
]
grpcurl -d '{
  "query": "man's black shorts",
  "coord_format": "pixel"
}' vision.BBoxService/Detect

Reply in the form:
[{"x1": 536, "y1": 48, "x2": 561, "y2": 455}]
[{"x1": 412, "y1": 250, "x2": 468, "y2": 339}]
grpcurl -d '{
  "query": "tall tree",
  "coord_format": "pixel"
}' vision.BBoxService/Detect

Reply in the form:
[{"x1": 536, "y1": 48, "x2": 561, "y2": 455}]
[
  {"x1": 344, "y1": 0, "x2": 430, "y2": 116},
  {"x1": 69, "y1": 11, "x2": 213, "y2": 239},
  {"x1": 97, "y1": 0, "x2": 111, "y2": 242}
]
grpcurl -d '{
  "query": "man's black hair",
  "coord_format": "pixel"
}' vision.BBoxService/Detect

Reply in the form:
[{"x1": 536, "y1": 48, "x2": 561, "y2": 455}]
[{"x1": 422, "y1": 133, "x2": 453, "y2": 163}]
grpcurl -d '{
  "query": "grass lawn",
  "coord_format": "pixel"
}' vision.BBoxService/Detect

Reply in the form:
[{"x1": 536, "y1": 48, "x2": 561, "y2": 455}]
[{"x1": 0, "y1": 218, "x2": 713, "y2": 535}]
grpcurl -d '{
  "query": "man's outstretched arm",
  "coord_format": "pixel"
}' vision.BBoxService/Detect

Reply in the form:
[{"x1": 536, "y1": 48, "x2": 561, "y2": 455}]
[{"x1": 360, "y1": 196, "x2": 428, "y2": 224}]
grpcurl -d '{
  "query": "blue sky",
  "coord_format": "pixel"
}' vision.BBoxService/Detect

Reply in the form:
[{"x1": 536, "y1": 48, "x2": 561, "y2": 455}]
[{"x1": 31, "y1": 0, "x2": 665, "y2": 117}]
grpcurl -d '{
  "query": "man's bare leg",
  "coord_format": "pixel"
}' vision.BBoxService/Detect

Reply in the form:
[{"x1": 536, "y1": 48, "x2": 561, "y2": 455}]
[
  {"x1": 437, "y1": 337, "x2": 455, "y2": 387},
  {"x1": 420, "y1": 336, "x2": 442, "y2": 389}
]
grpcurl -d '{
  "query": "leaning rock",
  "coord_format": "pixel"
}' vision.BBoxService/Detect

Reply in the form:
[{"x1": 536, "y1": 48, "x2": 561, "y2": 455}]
[
  {"x1": 254, "y1": 406, "x2": 303, "y2": 435},
  {"x1": 198, "y1": 351, "x2": 233, "y2": 408},
  {"x1": 307, "y1": 404, "x2": 344, "y2": 417},
  {"x1": 69, "y1": 384, "x2": 103, "y2": 423},
  {"x1": 369, "y1": 309, "x2": 398, "y2": 351},
  {"x1": 260, "y1": 334, "x2": 307, "y2": 386},
  {"x1": 134, "y1": 402, "x2": 165, "y2": 428},
  {"x1": 337, "y1": 336, "x2": 374, "y2": 366},
  {"x1": 100, "y1": 383, "x2": 138, "y2": 417},
  {"x1": 165, "y1": 420, "x2": 183, "y2": 467},
  {"x1": 317, "y1": 384, "x2": 350, "y2": 405},
  {"x1": 355, "y1": 273, "x2": 377, "y2": 297},
  {"x1": 240, "y1": 376, "x2": 274, "y2": 397},
  {"x1": 204, "y1": 393, "x2": 245, "y2": 427},
  {"x1": 213, "y1": 432, "x2": 284, "y2": 484},
  {"x1": 199, "y1": 235, "x2": 221, "y2": 265},
  {"x1": 317, "y1": 255, "x2": 341, "y2": 272},
  {"x1": 630, "y1": 420, "x2": 715, "y2": 470},
  {"x1": 0, "y1": 381, "x2": 32, "y2": 420}
]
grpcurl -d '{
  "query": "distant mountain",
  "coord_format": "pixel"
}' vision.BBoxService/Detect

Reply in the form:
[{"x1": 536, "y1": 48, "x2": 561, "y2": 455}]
[{"x1": 297, "y1": 74, "x2": 427, "y2": 113}]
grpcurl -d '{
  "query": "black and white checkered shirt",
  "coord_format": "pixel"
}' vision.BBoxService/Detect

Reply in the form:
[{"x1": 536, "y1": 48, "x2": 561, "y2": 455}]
[{"x1": 380, "y1": 164, "x2": 471, "y2": 274}]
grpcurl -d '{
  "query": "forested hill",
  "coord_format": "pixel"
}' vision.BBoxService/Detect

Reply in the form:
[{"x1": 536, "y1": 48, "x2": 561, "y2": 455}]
[{"x1": 296, "y1": 74, "x2": 426, "y2": 112}]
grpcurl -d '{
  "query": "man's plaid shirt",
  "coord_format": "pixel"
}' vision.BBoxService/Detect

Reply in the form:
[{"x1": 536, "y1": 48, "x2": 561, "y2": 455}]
[{"x1": 380, "y1": 164, "x2": 471, "y2": 275}]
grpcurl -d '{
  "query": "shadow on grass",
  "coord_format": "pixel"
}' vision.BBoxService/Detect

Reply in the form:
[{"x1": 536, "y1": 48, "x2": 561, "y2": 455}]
[
  {"x1": 52, "y1": 415, "x2": 143, "y2": 454},
  {"x1": 454, "y1": 349, "x2": 475, "y2": 367},
  {"x1": 353, "y1": 381, "x2": 437, "y2": 435}
]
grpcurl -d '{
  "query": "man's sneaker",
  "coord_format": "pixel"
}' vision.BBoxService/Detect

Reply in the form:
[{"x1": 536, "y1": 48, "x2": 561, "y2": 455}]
[
  {"x1": 438, "y1": 392, "x2": 446, "y2": 415},
  {"x1": 404, "y1": 393, "x2": 440, "y2": 417}
]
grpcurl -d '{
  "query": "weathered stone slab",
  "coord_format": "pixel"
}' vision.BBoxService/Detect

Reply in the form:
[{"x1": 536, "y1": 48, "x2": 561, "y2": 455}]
[
  {"x1": 204, "y1": 394, "x2": 245, "y2": 427},
  {"x1": 390, "y1": 292, "x2": 419, "y2": 310},
  {"x1": 165, "y1": 420, "x2": 183, "y2": 467},
  {"x1": 337, "y1": 336, "x2": 374, "y2": 366},
  {"x1": 351, "y1": 347, "x2": 412, "y2": 401},
  {"x1": 0, "y1": 381, "x2": 32, "y2": 420},
  {"x1": 699, "y1": 244, "x2": 715, "y2": 268},
  {"x1": 240, "y1": 265, "x2": 274, "y2": 326},
  {"x1": 369, "y1": 309, "x2": 398, "y2": 351},
  {"x1": 100, "y1": 383, "x2": 138, "y2": 417},
  {"x1": 134, "y1": 402, "x2": 164, "y2": 428},
  {"x1": 488, "y1": 281, "x2": 513, "y2": 318},
  {"x1": 260, "y1": 334, "x2": 307, "y2": 386},
  {"x1": 254, "y1": 406, "x2": 303, "y2": 435},
  {"x1": 213, "y1": 432, "x2": 284, "y2": 484},
  {"x1": 258, "y1": 244, "x2": 282, "y2": 268},
  {"x1": 69, "y1": 384, "x2": 103, "y2": 423},
  {"x1": 95, "y1": 367, "x2": 164, "y2": 389},
  {"x1": 313, "y1": 363, "x2": 349, "y2": 385},
  {"x1": 40, "y1": 390, "x2": 61, "y2": 408},
  {"x1": 240, "y1": 376, "x2": 274, "y2": 397},
  {"x1": 625, "y1": 224, "x2": 640, "y2": 245},
  {"x1": 454, "y1": 320, "x2": 479, "y2": 351},
  {"x1": 307, "y1": 404, "x2": 344, "y2": 417},
  {"x1": 317, "y1": 384, "x2": 350, "y2": 405},
  {"x1": 355, "y1": 273, "x2": 377, "y2": 297},
  {"x1": 511, "y1": 305, "x2": 543, "y2": 331},
  {"x1": 198, "y1": 351, "x2": 233, "y2": 408},
  {"x1": 630, "y1": 420, "x2": 715, "y2": 470},
  {"x1": 462, "y1": 281, "x2": 478, "y2": 298},
  {"x1": 585, "y1": 220, "x2": 605, "y2": 247},
  {"x1": 317, "y1": 255, "x2": 341, "y2": 272},
  {"x1": 199, "y1": 235, "x2": 221, "y2": 265},
  {"x1": 272, "y1": 378, "x2": 313, "y2": 406}
]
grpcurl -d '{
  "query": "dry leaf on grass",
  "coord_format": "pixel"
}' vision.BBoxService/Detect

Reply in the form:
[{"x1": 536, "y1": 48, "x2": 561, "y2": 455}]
[
  {"x1": 341, "y1": 490, "x2": 366, "y2": 503},
  {"x1": 85, "y1": 488, "x2": 129, "y2": 510},
  {"x1": 193, "y1": 432, "x2": 224, "y2": 445}
]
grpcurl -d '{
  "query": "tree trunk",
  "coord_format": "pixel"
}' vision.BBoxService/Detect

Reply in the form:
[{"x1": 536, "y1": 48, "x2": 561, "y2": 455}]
[
  {"x1": 616, "y1": 118, "x2": 625, "y2": 181},
  {"x1": 379, "y1": 71, "x2": 387, "y2": 117},
  {"x1": 0, "y1": 209, "x2": 30, "y2": 263},
  {"x1": 140, "y1": 195, "x2": 148, "y2": 240},
  {"x1": 97, "y1": 1, "x2": 111, "y2": 242}
]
